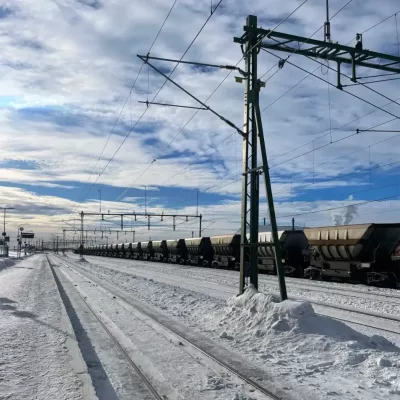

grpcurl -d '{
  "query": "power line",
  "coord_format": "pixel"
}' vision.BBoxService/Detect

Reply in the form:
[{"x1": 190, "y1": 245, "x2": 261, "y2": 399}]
[
  {"x1": 71, "y1": 0, "x2": 179, "y2": 214},
  {"x1": 112, "y1": 0, "x2": 224, "y2": 202},
  {"x1": 76, "y1": 1, "x2": 224, "y2": 209},
  {"x1": 206, "y1": 114, "x2": 400, "y2": 195},
  {"x1": 258, "y1": 0, "x2": 354, "y2": 87},
  {"x1": 261, "y1": 8, "x2": 400, "y2": 161},
  {"x1": 351, "y1": 9, "x2": 400, "y2": 39},
  {"x1": 269, "y1": 98, "x2": 400, "y2": 165},
  {"x1": 300, "y1": 53, "x2": 400, "y2": 110},
  {"x1": 114, "y1": 0, "x2": 311, "y2": 199},
  {"x1": 263, "y1": 49, "x2": 400, "y2": 121}
]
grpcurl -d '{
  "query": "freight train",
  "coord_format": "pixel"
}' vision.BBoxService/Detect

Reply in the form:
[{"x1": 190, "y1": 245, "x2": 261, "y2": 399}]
[{"x1": 78, "y1": 223, "x2": 400, "y2": 288}]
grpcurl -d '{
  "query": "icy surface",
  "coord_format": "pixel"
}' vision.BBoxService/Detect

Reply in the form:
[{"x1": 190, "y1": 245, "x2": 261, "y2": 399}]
[{"x1": 69, "y1": 256, "x2": 400, "y2": 400}]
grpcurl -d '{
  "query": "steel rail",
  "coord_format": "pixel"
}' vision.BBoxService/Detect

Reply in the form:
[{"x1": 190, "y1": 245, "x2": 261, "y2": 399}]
[
  {"x1": 55, "y1": 255, "x2": 285, "y2": 400},
  {"x1": 64, "y1": 254, "x2": 400, "y2": 336},
  {"x1": 46, "y1": 255, "x2": 165, "y2": 400}
]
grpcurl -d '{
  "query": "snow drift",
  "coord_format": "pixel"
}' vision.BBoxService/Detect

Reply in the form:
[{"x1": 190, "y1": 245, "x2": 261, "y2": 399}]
[
  {"x1": 213, "y1": 286, "x2": 400, "y2": 396},
  {"x1": 220, "y1": 285, "x2": 395, "y2": 351}
]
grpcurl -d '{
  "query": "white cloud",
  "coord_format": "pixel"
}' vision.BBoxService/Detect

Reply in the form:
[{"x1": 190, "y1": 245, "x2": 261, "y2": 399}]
[{"x1": 0, "y1": 0, "x2": 399, "y2": 240}]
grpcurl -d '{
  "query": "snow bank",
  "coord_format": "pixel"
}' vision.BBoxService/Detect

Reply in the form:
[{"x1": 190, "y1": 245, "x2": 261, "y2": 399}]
[
  {"x1": 0, "y1": 258, "x2": 16, "y2": 271},
  {"x1": 221, "y1": 285, "x2": 395, "y2": 350},
  {"x1": 213, "y1": 285, "x2": 400, "y2": 397}
]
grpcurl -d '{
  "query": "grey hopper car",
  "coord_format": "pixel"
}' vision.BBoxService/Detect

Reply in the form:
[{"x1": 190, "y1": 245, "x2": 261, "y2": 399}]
[
  {"x1": 131, "y1": 242, "x2": 143, "y2": 259},
  {"x1": 257, "y1": 230, "x2": 309, "y2": 276},
  {"x1": 140, "y1": 241, "x2": 154, "y2": 260},
  {"x1": 116, "y1": 243, "x2": 128, "y2": 258},
  {"x1": 184, "y1": 237, "x2": 213, "y2": 266},
  {"x1": 304, "y1": 223, "x2": 400, "y2": 287},
  {"x1": 166, "y1": 239, "x2": 187, "y2": 263},
  {"x1": 152, "y1": 240, "x2": 168, "y2": 261},
  {"x1": 104, "y1": 244, "x2": 111, "y2": 257},
  {"x1": 210, "y1": 235, "x2": 240, "y2": 269},
  {"x1": 109, "y1": 244, "x2": 118, "y2": 257}
]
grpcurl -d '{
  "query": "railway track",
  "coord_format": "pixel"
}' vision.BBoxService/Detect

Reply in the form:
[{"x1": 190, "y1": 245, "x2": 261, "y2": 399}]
[
  {"x1": 53, "y1": 255, "x2": 287, "y2": 400},
  {"x1": 47, "y1": 256, "x2": 165, "y2": 400},
  {"x1": 72, "y1": 254, "x2": 400, "y2": 304},
  {"x1": 65, "y1": 254, "x2": 400, "y2": 337}
]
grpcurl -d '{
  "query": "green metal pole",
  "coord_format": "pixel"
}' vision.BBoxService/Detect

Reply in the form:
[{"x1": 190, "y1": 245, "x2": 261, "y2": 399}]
[
  {"x1": 254, "y1": 81, "x2": 288, "y2": 301},
  {"x1": 239, "y1": 50, "x2": 250, "y2": 294},
  {"x1": 248, "y1": 15, "x2": 259, "y2": 291},
  {"x1": 239, "y1": 15, "x2": 260, "y2": 294}
]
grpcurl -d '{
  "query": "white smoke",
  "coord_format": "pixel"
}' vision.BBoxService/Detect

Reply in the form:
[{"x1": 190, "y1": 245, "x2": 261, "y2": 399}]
[
  {"x1": 332, "y1": 214, "x2": 343, "y2": 226},
  {"x1": 343, "y1": 204, "x2": 358, "y2": 224},
  {"x1": 332, "y1": 204, "x2": 358, "y2": 226}
]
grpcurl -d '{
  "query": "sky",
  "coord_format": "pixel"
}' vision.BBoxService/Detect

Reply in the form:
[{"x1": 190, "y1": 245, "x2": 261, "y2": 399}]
[{"x1": 0, "y1": 0, "x2": 400, "y2": 246}]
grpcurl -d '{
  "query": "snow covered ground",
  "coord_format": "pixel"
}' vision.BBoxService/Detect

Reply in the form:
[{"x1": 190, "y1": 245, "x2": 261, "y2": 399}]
[
  {"x1": 67, "y1": 254, "x2": 400, "y2": 341},
  {"x1": 2, "y1": 252, "x2": 399, "y2": 399},
  {"x1": 62, "y1": 254, "x2": 400, "y2": 399},
  {"x1": 53, "y1": 258, "x2": 283, "y2": 400},
  {"x1": 0, "y1": 254, "x2": 94, "y2": 399}
]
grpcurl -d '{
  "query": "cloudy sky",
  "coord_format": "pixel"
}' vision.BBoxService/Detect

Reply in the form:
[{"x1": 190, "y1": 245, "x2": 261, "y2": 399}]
[{"x1": 0, "y1": 0, "x2": 399, "y2": 246}]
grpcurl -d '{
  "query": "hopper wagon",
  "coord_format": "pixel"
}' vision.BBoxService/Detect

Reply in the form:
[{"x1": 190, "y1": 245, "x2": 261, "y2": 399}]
[{"x1": 304, "y1": 223, "x2": 400, "y2": 288}]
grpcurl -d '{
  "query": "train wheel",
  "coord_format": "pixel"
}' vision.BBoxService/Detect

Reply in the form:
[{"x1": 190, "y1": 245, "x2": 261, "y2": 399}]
[{"x1": 385, "y1": 273, "x2": 398, "y2": 289}]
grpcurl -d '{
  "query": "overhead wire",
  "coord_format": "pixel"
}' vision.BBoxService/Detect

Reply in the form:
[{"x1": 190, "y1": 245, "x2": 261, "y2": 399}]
[
  {"x1": 299, "y1": 53, "x2": 400, "y2": 109},
  {"x1": 75, "y1": 0, "x2": 225, "y2": 209},
  {"x1": 113, "y1": 0, "x2": 225, "y2": 201},
  {"x1": 258, "y1": 0, "x2": 354, "y2": 89},
  {"x1": 395, "y1": 13, "x2": 400, "y2": 66},
  {"x1": 260, "y1": 6, "x2": 400, "y2": 160},
  {"x1": 70, "y1": 0, "x2": 179, "y2": 214},
  {"x1": 127, "y1": 0, "x2": 312, "y2": 192},
  {"x1": 263, "y1": 49, "x2": 400, "y2": 121},
  {"x1": 206, "y1": 115, "x2": 400, "y2": 195}
]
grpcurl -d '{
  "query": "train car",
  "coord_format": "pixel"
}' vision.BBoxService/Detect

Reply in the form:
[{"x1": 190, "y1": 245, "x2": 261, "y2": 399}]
[
  {"x1": 184, "y1": 237, "x2": 213, "y2": 266},
  {"x1": 257, "y1": 230, "x2": 309, "y2": 277},
  {"x1": 392, "y1": 241, "x2": 400, "y2": 262},
  {"x1": 99, "y1": 245, "x2": 106, "y2": 256},
  {"x1": 304, "y1": 223, "x2": 400, "y2": 288},
  {"x1": 210, "y1": 235, "x2": 240, "y2": 269},
  {"x1": 152, "y1": 240, "x2": 168, "y2": 262},
  {"x1": 166, "y1": 239, "x2": 187, "y2": 263},
  {"x1": 118, "y1": 243, "x2": 129, "y2": 258},
  {"x1": 114, "y1": 243, "x2": 121, "y2": 257},
  {"x1": 141, "y1": 241, "x2": 154, "y2": 261},
  {"x1": 124, "y1": 243, "x2": 133, "y2": 258},
  {"x1": 105, "y1": 244, "x2": 112, "y2": 257},
  {"x1": 131, "y1": 242, "x2": 143, "y2": 259},
  {"x1": 109, "y1": 244, "x2": 118, "y2": 257}
]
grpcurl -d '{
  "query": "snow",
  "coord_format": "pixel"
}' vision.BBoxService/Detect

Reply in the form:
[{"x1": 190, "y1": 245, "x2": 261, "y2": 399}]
[
  {"x1": 55, "y1": 257, "x2": 275, "y2": 400},
  {"x1": 68, "y1": 255, "x2": 400, "y2": 340},
  {"x1": 70, "y1": 254, "x2": 400, "y2": 318},
  {"x1": 65, "y1": 255, "x2": 400, "y2": 400},
  {"x1": 0, "y1": 255, "x2": 95, "y2": 399}
]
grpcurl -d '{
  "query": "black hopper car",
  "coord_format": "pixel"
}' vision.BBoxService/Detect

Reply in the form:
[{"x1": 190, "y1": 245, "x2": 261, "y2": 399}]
[{"x1": 79, "y1": 223, "x2": 400, "y2": 288}]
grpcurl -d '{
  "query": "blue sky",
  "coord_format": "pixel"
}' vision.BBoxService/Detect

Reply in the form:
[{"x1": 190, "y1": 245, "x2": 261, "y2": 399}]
[{"x1": 0, "y1": 0, "x2": 399, "y2": 244}]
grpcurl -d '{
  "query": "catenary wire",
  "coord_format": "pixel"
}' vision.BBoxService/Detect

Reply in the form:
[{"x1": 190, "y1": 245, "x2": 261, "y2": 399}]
[
  {"x1": 75, "y1": 0, "x2": 224, "y2": 209},
  {"x1": 125, "y1": 0, "x2": 312, "y2": 193},
  {"x1": 71, "y1": 0, "x2": 179, "y2": 214},
  {"x1": 261, "y1": 7, "x2": 400, "y2": 160}
]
